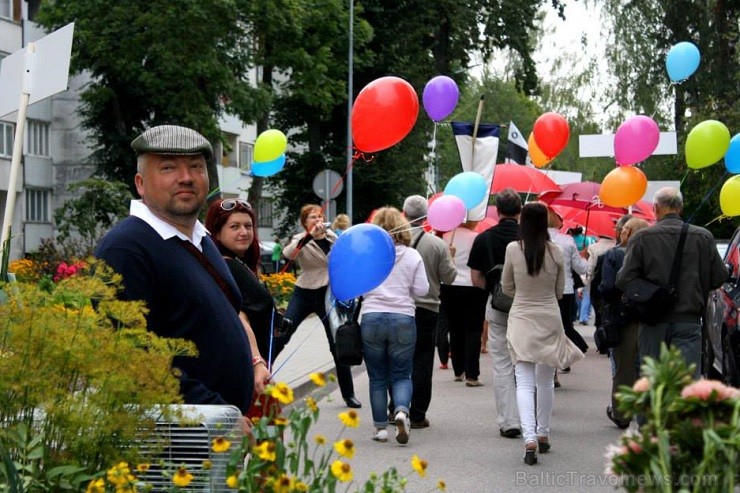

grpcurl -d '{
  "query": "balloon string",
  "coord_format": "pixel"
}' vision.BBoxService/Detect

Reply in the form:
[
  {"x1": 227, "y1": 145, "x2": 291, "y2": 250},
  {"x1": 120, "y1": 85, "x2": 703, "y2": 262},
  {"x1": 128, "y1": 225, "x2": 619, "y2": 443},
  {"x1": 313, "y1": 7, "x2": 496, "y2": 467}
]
[
  {"x1": 705, "y1": 214, "x2": 726, "y2": 227},
  {"x1": 429, "y1": 124, "x2": 438, "y2": 194},
  {"x1": 686, "y1": 172, "x2": 728, "y2": 223},
  {"x1": 207, "y1": 160, "x2": 256, "y2": 200},
  {"x1": 679, "y1": 169, "x2": 690, "y2": 188}
]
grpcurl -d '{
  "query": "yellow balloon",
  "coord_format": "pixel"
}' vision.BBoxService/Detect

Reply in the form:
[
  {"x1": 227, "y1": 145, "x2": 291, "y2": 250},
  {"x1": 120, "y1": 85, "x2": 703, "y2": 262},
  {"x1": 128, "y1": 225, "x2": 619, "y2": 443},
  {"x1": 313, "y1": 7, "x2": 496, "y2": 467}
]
[
  {"x1": 600, "y1": 166, "x2": 647, "y2": 207},
  {"x1": 528, "y1": 133, "x2": 552, "y2": 168},
  {"x1": 254, "y1": 129, "x2": 288, "y2": 163},
  {"x1": 719, "y1": 175, "x2": 740, "y2": 216},
  {"x1": 686, "y1": 120, "x2": 731, "y2": 169}
]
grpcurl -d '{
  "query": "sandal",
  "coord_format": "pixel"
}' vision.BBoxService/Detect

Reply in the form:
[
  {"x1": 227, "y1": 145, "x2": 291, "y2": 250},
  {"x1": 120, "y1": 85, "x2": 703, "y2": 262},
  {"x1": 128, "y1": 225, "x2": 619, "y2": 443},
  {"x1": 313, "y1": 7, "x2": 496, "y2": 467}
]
[{"x1": 537, "y1": 436, "x2": 550, "y2": 453}]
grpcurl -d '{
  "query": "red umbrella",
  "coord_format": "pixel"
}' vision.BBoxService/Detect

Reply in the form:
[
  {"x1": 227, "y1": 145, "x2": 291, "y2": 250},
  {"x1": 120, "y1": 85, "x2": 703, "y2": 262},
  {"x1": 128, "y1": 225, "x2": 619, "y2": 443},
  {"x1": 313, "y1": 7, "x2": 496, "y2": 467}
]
[
  {"x1": 491, "y1": 163, "x2": 561, "y2": 195},
  {"x1": 474, "y1": 216, "x2": 498, "y2": 233},
  {"x1": 552, "y1": 205, "x2": 619, "y2": 239}
]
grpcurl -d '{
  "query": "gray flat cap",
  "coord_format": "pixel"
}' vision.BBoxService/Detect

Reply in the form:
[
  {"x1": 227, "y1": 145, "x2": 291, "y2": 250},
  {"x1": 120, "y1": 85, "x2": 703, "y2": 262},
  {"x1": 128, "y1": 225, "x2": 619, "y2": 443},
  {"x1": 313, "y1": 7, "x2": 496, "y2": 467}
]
[
  {"x1": 403, "y1": 195, "x2": 428, "y2": 220},
  {"x1": 131, "y1": 125, "x2": 213, "y2": 161}
]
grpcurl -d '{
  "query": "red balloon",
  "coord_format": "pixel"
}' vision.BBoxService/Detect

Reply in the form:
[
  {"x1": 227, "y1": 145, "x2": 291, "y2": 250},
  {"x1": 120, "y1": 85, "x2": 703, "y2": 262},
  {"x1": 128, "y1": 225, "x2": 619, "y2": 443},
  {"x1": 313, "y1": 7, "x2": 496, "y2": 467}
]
[
  {"x1": 533, "y1": 112, "x2": 570, "y2": 159},
  {"x1": 351, "y1": 76, "x2": 419, "y2": 153}
]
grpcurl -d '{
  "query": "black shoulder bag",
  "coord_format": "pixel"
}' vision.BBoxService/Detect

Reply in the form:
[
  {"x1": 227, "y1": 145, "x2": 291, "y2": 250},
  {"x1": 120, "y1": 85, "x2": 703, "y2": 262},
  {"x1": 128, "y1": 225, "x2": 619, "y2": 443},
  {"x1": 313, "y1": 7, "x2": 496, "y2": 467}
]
[
  {"x1": 335, "y1": 297, "x2": 364, "y2": 366},
  {"x1": 483, "y1": 235, "x2": 513, "y2": 312},
  {"x1": 623, "y1": 222, "x2": 688, "y2": 325}
]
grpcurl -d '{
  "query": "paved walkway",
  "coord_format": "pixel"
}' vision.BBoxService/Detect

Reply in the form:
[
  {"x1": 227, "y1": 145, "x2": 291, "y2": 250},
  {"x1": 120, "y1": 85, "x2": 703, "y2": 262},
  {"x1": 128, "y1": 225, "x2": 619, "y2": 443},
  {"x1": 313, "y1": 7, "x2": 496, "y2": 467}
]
[{"x1": 269, "y1": 316, "x2": 630, "y2": 493}]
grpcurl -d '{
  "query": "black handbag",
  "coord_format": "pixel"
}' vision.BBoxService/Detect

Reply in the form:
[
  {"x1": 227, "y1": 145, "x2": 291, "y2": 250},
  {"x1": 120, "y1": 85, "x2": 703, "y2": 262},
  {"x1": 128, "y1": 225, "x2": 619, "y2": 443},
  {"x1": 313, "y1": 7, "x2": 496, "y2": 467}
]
[
  {"x1": 485, "y1": 264, "x2": 513, "y2": 312},
  {"x1": 335, "y1": 298, "x2": 363, "y2": 366},
  {"x1": 622, "y1": 222, "x2": 688, "y2": 325}
]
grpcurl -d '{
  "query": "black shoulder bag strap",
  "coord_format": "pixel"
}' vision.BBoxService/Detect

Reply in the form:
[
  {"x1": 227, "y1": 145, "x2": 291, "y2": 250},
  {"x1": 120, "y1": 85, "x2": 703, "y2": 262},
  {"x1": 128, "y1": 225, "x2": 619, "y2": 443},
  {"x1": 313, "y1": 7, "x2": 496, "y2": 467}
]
[
  {"x1": 177, "y1": 238, "x2": 240, "y2": 309},
  {"x1": 411, "y1": 230, "x2": 424, "y2": 250},
  {"x1": 668, "y1": 222, "x2": 689, "y2": 291},
  {"x1": 353, "y1": 297, "x2": 363, "y2": 323}
]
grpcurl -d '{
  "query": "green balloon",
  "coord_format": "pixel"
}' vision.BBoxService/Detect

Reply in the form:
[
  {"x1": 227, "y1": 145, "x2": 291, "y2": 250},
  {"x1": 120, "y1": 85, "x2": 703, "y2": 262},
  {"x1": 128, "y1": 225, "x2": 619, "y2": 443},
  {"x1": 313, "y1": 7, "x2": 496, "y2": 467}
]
[
  {"x1": 686, "y1": 120, "x2": 731, "y2": 169},
  {"x1": 720, "y1": 175, "x2": 740, "y2": 217},
  {"x1": 254, "y1": 129, "x2": 287, "y2": 163}
]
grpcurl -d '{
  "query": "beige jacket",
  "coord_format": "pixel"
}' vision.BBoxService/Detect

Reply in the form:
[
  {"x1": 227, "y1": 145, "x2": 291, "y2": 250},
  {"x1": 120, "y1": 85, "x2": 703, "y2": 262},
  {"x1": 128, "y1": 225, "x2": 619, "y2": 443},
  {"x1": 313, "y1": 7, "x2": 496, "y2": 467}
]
[{"x1": 283, "y1": 230, "x2": 338, "y2": 289}]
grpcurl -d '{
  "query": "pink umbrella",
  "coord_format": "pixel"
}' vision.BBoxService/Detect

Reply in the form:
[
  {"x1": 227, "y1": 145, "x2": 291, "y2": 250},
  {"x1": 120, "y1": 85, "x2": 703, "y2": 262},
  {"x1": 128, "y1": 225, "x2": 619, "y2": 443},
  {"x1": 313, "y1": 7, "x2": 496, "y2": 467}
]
[{"x1": 491, "y1": 163, "x2": 561, "y2": 195}]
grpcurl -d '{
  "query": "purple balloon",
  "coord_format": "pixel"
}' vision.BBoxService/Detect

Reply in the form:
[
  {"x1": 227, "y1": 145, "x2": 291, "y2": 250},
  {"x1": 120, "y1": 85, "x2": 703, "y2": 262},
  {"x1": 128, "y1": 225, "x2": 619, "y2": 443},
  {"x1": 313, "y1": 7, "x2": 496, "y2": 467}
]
[
  {"x1": 614, "y1": 115, "x2": 660, "y2": 166},
  {"x1": 422, "y1": 76, "x2": 459, "y2": 122}
]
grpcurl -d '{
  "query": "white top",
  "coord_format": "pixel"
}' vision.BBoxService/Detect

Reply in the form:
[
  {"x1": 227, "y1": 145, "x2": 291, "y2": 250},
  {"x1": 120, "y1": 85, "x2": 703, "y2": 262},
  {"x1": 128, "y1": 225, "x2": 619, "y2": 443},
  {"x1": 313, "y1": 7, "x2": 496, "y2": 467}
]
[
  {"x1": 548, "y1": 227, "x2": 587, "y2": 294},
  {"x1": 361, "y1": 245, "x2": 429, "y2": 318},
  {"x1": 442, "y1": 227, "x2": 479, "y2": 286},
  {"x1": 130, "y1": 199, "x2": 208, "y2": 250}
]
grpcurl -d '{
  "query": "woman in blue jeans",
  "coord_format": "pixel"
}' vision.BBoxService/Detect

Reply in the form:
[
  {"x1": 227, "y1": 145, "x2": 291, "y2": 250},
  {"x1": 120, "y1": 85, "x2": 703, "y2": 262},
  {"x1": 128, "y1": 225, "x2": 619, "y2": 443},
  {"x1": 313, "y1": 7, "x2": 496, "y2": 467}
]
[{"x1": 360, "y1": 207, "x2": 429, "y2": 445}]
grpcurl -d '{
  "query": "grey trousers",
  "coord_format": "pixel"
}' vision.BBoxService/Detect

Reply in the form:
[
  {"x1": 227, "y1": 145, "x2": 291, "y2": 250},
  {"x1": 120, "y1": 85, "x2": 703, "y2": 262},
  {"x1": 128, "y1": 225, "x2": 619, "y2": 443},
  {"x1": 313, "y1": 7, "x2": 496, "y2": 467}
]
[{"x1": 638, "y1": 320, "x2": 702, "y2": 379}]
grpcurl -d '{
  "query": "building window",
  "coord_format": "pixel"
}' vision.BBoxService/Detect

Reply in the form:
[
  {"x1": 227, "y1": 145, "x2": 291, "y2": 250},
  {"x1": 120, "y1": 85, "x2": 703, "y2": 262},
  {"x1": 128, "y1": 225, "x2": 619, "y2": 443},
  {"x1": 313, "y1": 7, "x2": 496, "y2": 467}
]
[
  {"x1": 26, "y1": 189, "x2": 50, "y2": 223},
  {"x1": 0, "y1": 0, "x2": 11, "y2": 19},
  {"x1": 26, "y1": 120, "x2": 50, "y2": 157},
  {"x1": 0, "y1": 122, "x2": 14, "y2": 157},
  {"x1": 221, "y1": 132, "x2": 238, "y2": 167},
  {"x1": 239, "y1": 142, "x2": 253, "y2": 172},
  {"x1": 257, "y1": 199, "x2": 273, "y2": 228}
]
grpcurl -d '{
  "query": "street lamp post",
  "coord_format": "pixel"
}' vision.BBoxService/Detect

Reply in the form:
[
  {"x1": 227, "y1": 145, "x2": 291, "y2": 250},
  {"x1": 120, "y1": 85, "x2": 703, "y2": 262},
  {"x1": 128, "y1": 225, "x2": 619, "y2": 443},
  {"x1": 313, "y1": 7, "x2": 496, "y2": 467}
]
[{"x1": 346, "y1": 0, "x2": 354, "y2": 223}]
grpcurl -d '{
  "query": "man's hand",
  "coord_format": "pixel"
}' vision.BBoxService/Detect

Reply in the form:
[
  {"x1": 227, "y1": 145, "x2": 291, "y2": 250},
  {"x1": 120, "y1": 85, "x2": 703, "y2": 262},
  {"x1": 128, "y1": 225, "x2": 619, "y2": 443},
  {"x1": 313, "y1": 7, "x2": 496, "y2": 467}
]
[
  {"x1": 253, "y1": 364, "x2": 272, "y2": 395},
  {"x1": 239, "y1": 415, "x2": 253, "y2": 436}
]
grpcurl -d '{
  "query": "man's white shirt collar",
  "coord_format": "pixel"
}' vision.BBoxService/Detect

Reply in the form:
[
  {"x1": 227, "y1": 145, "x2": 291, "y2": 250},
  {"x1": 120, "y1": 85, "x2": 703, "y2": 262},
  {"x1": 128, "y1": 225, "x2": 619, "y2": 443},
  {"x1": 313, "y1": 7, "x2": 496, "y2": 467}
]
[{"x1": 130, "y1": 200, "x2": 208, "y2": 251}]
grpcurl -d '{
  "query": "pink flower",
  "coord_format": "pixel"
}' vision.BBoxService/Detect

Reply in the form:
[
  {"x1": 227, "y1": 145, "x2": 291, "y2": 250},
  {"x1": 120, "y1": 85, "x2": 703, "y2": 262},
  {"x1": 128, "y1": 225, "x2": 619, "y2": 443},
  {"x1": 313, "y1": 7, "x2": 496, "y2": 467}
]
[
  {"x1": 680, "y1": 379, "x2": 740, "y2": 401},
  {"x1": 633, "y1": 377, "x2": 650, "y2": 392},
  {"x1": 626, "y1": 439, "x2": 643, "y2": 454}
]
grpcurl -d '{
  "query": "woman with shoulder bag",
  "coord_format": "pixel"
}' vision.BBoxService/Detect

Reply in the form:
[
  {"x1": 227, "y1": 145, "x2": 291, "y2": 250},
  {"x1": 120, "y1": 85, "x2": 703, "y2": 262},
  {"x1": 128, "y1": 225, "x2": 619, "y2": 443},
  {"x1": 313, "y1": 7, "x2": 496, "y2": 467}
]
[
  {"x1": 361, "y1": 207, "x2": 429, "y2": 445},
  {"x1": 204, "y1": 198, "x2": 273, "y2": 396},
  {"x1": 502, "y1": 202, "x2": 584, "y2": 465}
]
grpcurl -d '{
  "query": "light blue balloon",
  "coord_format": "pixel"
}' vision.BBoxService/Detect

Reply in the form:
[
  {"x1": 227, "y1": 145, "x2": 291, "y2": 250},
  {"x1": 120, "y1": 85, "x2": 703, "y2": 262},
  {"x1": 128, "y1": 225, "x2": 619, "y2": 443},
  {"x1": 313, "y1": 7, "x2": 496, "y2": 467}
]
[
  {"x1": 665, "y1": 42, "x2": 701, "y2": 82},
  {"x1": 444, "y1": 171, "x2": 488, "y2": 209},
  {"x1": 251, "y1": 154, "x2": 286, "y2": 177},
  {"x1": 725, "y1": 134, "x2": 740, "y2": 174},
  {"x1": 329, "y1": 224, "x2": 395, "y2": 302}
]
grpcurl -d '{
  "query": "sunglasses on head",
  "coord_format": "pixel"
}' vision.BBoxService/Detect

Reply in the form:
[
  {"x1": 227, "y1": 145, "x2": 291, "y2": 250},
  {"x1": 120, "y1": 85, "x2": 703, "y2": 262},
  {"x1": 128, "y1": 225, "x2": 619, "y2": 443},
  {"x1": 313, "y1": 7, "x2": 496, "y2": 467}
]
[{"x1": 220, "y1": 199, "x2": 252, "y2": 211}]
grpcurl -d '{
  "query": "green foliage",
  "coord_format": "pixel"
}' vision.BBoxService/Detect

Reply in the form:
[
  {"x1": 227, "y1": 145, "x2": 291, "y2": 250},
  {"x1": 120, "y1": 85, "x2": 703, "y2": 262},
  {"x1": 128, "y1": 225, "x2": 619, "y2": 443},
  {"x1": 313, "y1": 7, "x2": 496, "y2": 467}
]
[
  {"x1": 606, "y1": 345, "x2": 740, "y2": 492},
  {"x1": 0, "y1": 260, "x2": 195, "y2": 485},
  {"x1": 53, "y1": 178, "x2": 132, "y2": 257}
]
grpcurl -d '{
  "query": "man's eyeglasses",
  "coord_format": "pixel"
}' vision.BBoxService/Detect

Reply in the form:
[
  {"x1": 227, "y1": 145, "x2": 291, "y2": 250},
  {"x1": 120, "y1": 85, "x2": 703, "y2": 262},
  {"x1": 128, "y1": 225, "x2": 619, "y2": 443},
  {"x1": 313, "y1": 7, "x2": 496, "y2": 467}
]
[{"x1": 220, "y1": 199, "x2": 252, "y2": 211}]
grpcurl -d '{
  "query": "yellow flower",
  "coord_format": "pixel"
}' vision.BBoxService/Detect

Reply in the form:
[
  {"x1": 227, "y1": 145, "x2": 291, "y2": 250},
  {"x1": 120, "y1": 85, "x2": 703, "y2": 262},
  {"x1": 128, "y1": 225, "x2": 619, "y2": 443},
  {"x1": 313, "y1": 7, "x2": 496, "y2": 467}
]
[
  {"x1": 294, "y1": 480, "x2": 308, "y2": 491},
  {"x1": 269, "y1": 382, "x2": 294, "y2": 405},
  {"x1": 334, "y1": 438, "x2": 355, "y2": 458},
  {"x1": 86, "y1": 478, "x2": 106, "y2": 493},
  {"x1": 136, "y1": 463, "x2": 150, "y2": 473},
  {"x1": 273, "y1": 474, "x2": 294, "y2": 493},
  {"x1": 107, "y1": 462, "x2": 134, "y2": 486},
  {"x1": 437, "y1": 479, "x2": 447, "y2": 491},
  {"x1": 211, "y1": 436, "x2": 232, "y2": 453},
  {"x1": 254, "y1": 441, "x2": 277, "y2": 462},
  {"x1": 314, "y1": 434, "x2": 327, "y2": 445},
  {"x1": 330, "y1": 460, "x2": 353, "y2": 482},
  {"x1": 411, "y1": 455, "x2": 428, "y2": 477},
  {"x1": 309, "y1": 372, "x2": 327, "y2": 387},
  {"x1": 305, "y1": 396, "x2": 318, "y2": 412},
  {"x1": 274, "y1": 417, "x2": 288, "y2": 426},
  {"x1": 226, "y1": 475, "x2": 239, "y2": 488},
  {"x1": 172, "y1": 467, "x2": 194, "y2": 487},
  {"x1": 202, "y1": 459, "x2": 213, "y2": 470},
  {"x1": 338, "y1": 410, "x2": 360, "y2": 428}
]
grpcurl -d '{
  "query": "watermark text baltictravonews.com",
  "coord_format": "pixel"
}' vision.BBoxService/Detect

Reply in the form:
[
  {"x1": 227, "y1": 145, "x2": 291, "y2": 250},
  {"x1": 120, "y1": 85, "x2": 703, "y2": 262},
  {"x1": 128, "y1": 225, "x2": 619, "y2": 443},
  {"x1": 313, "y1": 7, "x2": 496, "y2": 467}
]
[{"x1": 514, "y1": 471, "x2": 718, "y2": 488}]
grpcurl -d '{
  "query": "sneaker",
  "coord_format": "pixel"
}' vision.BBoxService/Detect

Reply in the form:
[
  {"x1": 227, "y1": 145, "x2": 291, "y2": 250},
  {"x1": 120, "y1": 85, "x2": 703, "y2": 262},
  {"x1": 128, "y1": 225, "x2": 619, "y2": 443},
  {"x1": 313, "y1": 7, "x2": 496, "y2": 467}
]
[
  {"x1": 372, "y1": 429, "x2": 388, "y2": 442},
  {"x1": 439, "y1": 363, "x2": 449, "y2": 369},
  {"x1": 465, "y1": 379, "x2": 483, "y2": 387},
  {"x1": 499, "y1": 428, "x2": 521, "y2": 439},
  {"x1": 454, "y1": 374, "x2": 464, "y2": 382},
  {"x1": 394, "y1": 411, "x2": 410, "y2": 445}
]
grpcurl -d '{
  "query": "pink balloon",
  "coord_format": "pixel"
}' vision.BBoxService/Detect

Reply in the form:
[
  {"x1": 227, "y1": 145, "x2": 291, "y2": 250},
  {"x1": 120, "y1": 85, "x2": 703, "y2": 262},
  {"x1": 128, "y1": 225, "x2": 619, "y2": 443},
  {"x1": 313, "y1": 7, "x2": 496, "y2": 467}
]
[
  {"x1": 427, "y1": 195, "x2": 466, "y2": 232},
  {"x1": 614, "y1": 115, "x2": 660, "y2": 166}
]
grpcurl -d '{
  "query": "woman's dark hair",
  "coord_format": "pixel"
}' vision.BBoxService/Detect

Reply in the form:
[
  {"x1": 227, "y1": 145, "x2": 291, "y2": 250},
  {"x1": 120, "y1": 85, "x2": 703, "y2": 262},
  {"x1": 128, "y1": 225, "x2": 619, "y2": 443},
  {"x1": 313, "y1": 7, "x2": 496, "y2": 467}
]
[
  {"x1": 519, "y1": 202, "x2": 550, "y2": 276},
  {"x1": 205, "y1": 199, "x2": 261, "y2": 274}
]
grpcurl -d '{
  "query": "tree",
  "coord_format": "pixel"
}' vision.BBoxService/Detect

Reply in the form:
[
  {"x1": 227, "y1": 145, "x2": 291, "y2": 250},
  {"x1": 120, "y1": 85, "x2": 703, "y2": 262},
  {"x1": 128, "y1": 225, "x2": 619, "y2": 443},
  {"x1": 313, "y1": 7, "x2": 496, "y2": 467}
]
[
  {"x1": 35, "y1": 0, "x2": 270, "y2": 192},
  {"x1": 598, "y1": 0, "x2": 739, "y2": 237},
  {"x1": 53, "y1": 178, "x2": 132, "y2": 256}
]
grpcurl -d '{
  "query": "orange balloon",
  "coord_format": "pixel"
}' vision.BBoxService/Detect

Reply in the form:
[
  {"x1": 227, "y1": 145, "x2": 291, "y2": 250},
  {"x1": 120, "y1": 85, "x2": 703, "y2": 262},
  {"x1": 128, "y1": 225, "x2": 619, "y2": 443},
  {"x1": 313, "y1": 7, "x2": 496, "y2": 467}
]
[
  {"x1": 600, "y1": 166, "x2": 648, "y2": 207},
  {"x1": 528, "y1": 133, "x2": 552, "y2": 168}
]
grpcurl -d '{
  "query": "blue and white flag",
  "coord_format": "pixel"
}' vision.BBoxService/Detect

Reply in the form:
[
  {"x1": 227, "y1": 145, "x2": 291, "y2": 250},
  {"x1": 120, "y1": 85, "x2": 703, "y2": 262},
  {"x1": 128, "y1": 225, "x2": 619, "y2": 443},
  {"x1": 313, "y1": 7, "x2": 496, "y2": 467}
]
[
  {"x1": 451, "y1": 122, "x2": 500, "y2": 221},
  {"x1": 505, "y1": 121, "x2": 529, "y2": 165}
]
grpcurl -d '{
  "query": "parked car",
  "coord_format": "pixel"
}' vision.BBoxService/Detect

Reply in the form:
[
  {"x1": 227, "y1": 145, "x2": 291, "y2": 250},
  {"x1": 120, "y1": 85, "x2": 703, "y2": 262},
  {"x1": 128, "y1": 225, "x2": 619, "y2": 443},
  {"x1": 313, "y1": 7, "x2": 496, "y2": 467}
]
[{"x1": 703, "y1": 229, "x2": 740, "y2": 386}]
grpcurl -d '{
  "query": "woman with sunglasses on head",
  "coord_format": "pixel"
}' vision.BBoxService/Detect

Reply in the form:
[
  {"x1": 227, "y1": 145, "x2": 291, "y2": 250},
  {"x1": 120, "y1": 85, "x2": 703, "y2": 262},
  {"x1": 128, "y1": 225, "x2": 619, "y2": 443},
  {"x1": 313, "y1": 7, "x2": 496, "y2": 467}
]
[
  {"x1": 501, "y1": 202, "x2": 584, "y2": 465},
  {"x1": 279, "y1": 204, "x2": 361, "y2": 408},
  {"x1": 205, "y1": 198, "x2": 272, "y2": 395}
]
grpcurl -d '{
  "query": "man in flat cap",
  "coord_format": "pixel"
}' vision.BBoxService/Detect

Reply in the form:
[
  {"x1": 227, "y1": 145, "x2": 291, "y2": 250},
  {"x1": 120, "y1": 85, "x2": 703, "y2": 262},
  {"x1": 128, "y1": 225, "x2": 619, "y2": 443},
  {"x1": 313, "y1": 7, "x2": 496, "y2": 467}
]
[{"x1": 95, "y1": 125, "x2": 260, "y2": 431}]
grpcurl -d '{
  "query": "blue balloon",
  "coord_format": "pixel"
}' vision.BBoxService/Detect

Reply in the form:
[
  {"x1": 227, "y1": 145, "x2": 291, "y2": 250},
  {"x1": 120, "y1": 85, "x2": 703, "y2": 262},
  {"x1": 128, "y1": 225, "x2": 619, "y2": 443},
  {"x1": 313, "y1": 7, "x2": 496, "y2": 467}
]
[
  {"x1": 329, "y1": 224, "x2": 395, "y2": 301},
  {"x1": 725, "y1": 134, "x2": 740, "y2": 174},
  {"x1": 251, "y1": 154, "x2": 286, "y2": 177},
  {"x1": 665, "y1": 42, "x2": 701, "y2": 82},
  {"x1": 444, "y1": 171, "x2": 488, "y2": 209}
]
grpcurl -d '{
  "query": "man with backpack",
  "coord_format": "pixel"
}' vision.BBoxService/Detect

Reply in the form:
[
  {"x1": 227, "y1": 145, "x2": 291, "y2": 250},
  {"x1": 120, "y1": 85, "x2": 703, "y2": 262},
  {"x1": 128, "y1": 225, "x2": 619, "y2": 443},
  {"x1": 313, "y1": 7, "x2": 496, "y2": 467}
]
[{"x1": 468, "y1": 188, "x2": 522, "y2": 438}]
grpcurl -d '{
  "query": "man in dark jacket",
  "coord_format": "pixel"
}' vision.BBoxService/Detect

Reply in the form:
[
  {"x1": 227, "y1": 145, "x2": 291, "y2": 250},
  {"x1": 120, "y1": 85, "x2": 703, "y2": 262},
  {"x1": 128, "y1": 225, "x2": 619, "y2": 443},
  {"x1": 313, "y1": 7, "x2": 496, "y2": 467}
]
[
  {"x1": 95, "y1": 125, "x2": 255, "y2": 432},
  {"x1": 616, "y1": 187, "x2": 727, "y2": 379},
  {"x1": 468, "y1": 188, "x2": 522, "y2": 438}
]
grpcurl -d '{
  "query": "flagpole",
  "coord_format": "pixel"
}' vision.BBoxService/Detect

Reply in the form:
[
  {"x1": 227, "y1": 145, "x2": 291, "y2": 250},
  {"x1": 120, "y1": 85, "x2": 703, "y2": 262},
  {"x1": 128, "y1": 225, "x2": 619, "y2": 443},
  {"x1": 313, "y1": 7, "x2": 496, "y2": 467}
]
[{"x1": 470, "y1": 95, "x2": 485, "y2": 165}]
